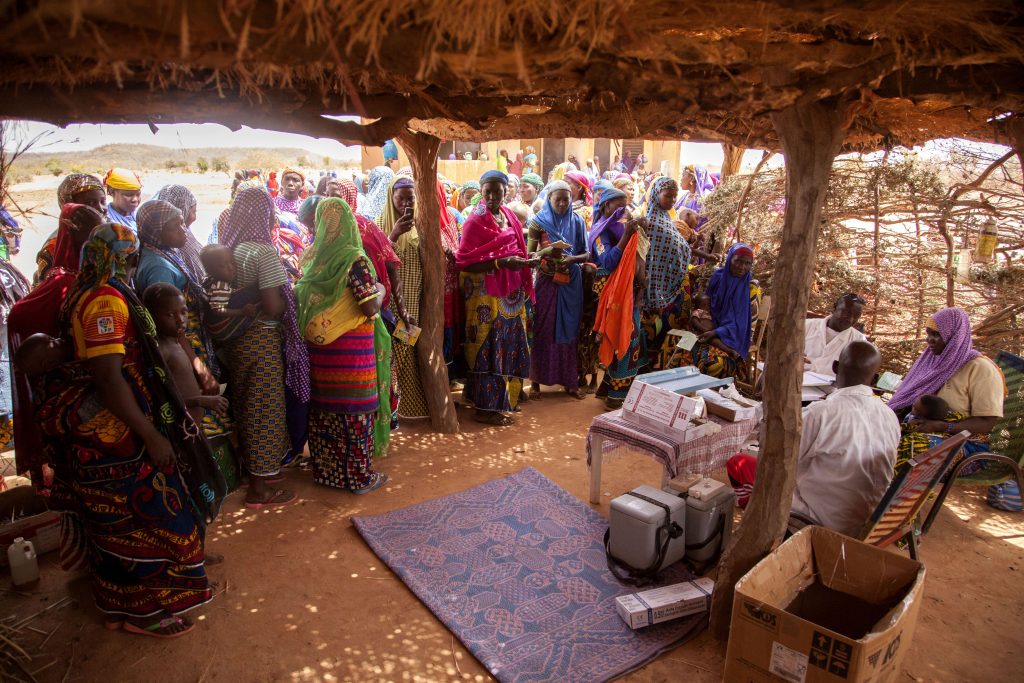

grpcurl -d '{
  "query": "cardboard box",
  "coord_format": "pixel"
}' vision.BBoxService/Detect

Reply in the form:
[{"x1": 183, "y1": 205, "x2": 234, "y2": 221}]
[
  {"x1": 681, "y1": 416, "x2": 721, "y2": 443},
  {"x1": 622, "y1": 380, "x2": 704, "y2": 440},
  {"x1": 0, "y1": 487, "x2": 61, "y2": 567},
  {"x1": 698, "y1": 388, "x2": 760, "y2": 422},
  {"x1": 724, "y1": 526, "x2": 924, "y2": 683},
  {"x1": 615, "y1": 577, "x2": 715, "y2": 629}
]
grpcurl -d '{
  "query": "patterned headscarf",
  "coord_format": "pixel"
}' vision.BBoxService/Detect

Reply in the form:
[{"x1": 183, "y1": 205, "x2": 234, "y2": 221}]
[
  {"x1": 644, "y1": 177, "x2": 690, "y2": 310},
  {"x1": 281, "y1": 167, "x2": 305, "y2": 183},
  {"x1": 221, "y1": 187, "x2": 310, "y2": 402},
  {"x1": 57, "y1": 173, "x2": 103, "y2": 207},
  {"x1": 360, "y1": 166, "x2": 395, "y2": 223},
  {"x1": 154, "y1": 184, "x2": 196, "y2": 220},
  {"x1": 65, "y1": 223, "x2": 139, "y2": 299},
  {"x1": 521, "y1": 173, "x2": 544, "y2": 191},
  {"x1": 153, "y1": 184, "x2": 206, "y2": 280},
  {"x1": 295, "y1": 198, "x2": 371, "y2": 332},
  {"x1": 337, "y1": 179, "x2": 359, "y2": 208},
  {"x1": 888, "y1": 308, "x2": 984, "y2": 411},
  {"x1": 564, "y1": 171, "x2": 593, "y2": 204},
  {"x1": 379, "y1": 176, "x2": 417, "y2": 251},
  {"x1": 136, "y1": 199, "x2": 206, "y2": 298}
]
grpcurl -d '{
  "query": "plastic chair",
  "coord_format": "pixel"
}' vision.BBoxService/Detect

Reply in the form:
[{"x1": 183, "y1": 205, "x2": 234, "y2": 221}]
[
  {"x1": 919, "y1": 351, "x2": 1024, "y2": 533},
  {"x1": 859, "y1": 431, "x2": 970, "y2": 560}
]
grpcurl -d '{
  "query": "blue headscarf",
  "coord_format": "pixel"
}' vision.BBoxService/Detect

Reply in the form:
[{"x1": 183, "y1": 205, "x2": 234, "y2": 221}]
[
  {"x1": 592, "y1": 179, "x2": 614, "y2": 209},
  {"x1": 382, "y1": 139, "x2": 399, "y2": 161},
  {"x1": 706, "y1": 242, "x2": 755, "y2": 358},
  {"x1": 480, "y1": 169, "x2": 508, "y2": 186},
  {"x1": 531, "y1": 181, "x2": 587, "y2": 344},
  {"x1": 587, "y1": 188, "x2": 628, "y2": 254}
]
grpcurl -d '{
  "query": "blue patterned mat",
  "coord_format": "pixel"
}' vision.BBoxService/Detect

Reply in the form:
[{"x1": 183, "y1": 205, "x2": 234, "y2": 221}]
[{"x1": 353, "y1": 467, "x2": 705, "y2": 682}]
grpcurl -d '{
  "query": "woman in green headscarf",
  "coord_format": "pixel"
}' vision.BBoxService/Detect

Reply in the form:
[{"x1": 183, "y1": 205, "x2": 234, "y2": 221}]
[{"x1": 295, "y1": 198, "x2": 391, "y2": 494}]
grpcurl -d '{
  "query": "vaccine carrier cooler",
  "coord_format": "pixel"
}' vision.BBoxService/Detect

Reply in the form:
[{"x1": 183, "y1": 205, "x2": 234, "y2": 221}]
[
  {"x1": 606, "y1": 485, "x2": 686, "y2": 582},
  {"x1": 683, "y1": 478, "x2": 735, "y2": 563}
]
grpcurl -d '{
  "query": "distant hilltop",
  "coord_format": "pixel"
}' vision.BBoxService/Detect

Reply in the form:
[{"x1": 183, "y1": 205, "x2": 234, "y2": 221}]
[{"x1": 11, "y1": 143, "x2": 359, "y2": 182}]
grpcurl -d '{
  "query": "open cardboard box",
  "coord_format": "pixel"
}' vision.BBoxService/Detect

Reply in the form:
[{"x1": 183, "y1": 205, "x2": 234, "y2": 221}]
[
  {"x1": 0, "y1": 486, "x2": 61, "y2": 567},
  {"x1": 724, "y1": 526, "x2": 924, "y2": 683}
]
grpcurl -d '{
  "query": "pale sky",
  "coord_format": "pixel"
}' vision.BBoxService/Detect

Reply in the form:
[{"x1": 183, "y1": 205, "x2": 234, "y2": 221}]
[{"x1": 9, "y1": 120, "x2": 363, "y2": 159}]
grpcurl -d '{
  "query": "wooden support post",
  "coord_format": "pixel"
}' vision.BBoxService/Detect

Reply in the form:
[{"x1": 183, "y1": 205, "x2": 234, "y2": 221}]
[
  {"x1": 397, "y1": 130, "x2": 460, "y2": 433},
  {"x1": 720, "y1": 143, "x2": 745, "y2": 178},
  {"x1": 709, "y1": 97, "x2": 850, "y2": 638}
]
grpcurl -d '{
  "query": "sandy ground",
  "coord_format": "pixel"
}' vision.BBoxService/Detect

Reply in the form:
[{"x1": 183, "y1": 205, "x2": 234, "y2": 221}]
[{"x1": 2, "y1": 390, "x2": 1022, "y2": 683}]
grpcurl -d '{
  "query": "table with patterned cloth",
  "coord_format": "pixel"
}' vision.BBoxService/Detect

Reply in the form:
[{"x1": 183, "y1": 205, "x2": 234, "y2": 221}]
[{"x1": 586, "y1": 409, "x2": 759, "y2": 503}]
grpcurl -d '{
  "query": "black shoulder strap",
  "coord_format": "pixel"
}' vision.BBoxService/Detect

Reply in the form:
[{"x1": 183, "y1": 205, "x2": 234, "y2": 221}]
[{"x1": 605, "y1": 490, "x2": 683, "y2": 586}]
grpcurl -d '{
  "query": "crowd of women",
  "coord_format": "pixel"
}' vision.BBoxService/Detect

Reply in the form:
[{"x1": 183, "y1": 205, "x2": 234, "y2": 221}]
[{"x1": 3, "y1": 148, "x2": 1012, "y2": 638}]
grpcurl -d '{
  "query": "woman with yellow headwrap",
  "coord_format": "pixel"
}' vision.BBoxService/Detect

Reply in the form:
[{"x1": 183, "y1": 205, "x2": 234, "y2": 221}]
[{"x1": 103, "y1": 168, "x2": 143, "y2": 229}]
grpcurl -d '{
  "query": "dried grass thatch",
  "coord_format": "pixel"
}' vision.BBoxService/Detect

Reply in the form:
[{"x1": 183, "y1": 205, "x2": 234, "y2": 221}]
[{"x1": 0, "y1": 1, "x2": 1022, "y2": 149}]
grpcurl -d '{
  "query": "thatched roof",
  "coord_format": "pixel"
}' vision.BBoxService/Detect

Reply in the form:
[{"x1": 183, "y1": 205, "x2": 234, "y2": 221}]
[{"x1": 2, "y1": 1, "x2": 1023, "y2": 151}]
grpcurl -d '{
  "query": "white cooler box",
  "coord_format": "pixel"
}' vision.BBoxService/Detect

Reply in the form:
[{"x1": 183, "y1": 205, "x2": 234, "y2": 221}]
[
  {"x1": 608, "y1": 485, "x2": 686, "y2": 575},
  {"x1": 684, "y1": 478, "x2": 735, "y2": 563}
]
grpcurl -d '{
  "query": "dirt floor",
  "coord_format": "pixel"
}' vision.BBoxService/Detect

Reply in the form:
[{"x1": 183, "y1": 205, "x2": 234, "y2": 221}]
[{"x1": 2, "y1": 390, "x2": 1023, "y2": 683}]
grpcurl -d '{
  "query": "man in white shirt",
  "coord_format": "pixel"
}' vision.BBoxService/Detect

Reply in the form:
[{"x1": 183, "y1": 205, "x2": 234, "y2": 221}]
[
  {"x1": 804, "y1": 292, "x2": 867, "y2": 376},
  {"x1": 727, "y1": 341, "x2": 901, "y2": 537}
]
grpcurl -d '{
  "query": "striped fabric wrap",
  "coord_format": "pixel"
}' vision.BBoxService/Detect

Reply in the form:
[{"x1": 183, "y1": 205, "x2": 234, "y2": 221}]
[{"x1": 308, "y1": 321, "x2": 379, "y2": 415}]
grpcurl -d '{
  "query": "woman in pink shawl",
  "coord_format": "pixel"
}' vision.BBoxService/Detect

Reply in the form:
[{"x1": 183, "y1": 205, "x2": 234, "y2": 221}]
[{"x1": 455, "y1": 170, "x2": 535, "y2": 426}]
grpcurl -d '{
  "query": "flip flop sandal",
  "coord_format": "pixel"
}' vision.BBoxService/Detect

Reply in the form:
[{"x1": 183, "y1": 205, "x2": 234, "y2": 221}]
[
  {"x1": 351, "y1": 473, "x2": 389, "y2": 495},
  {"x1": 123, "y1": 615, "x2": 195, "y2": 639},
  {"x1": 239, "y1": 474, "x2": 286, "y2": 489},
  {"x1": 244, "y1": 489, "x2": 298, "y2": 510}
]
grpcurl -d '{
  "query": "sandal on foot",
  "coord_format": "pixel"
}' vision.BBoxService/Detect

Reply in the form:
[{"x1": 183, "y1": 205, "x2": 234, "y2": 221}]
[
  {"x1": 240, "y1": 474, "x2": 285, "y2": 488},
  {"x1": 352, "y1": 473, "x2": 389, "y2": 495},
  {"x1": 123, "y1": 615, "x2": 195, "y2": 639},
  {"x1": 566, "y1": 389, "x2": 587, "y2": 400},
  {"x1": 474, "y1": 411, "x2": 514, "y2": 426},
  {"x1": 528, "y1": 386, "x2": 542, "y2": 401},
  {"x1": 244, "y1": 489, "x2": 297, "y2": 510}
]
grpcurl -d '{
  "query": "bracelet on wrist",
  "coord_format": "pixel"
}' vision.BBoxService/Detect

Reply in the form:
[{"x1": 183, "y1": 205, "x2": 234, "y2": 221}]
[{"x1": 494, "y1": 258, "x2": 502, "y2": 270}]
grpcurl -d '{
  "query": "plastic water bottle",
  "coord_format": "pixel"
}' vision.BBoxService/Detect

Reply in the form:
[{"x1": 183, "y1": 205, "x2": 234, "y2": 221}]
[{"x1": 7, "y1": 537, "x2": 39, "y2": 587}]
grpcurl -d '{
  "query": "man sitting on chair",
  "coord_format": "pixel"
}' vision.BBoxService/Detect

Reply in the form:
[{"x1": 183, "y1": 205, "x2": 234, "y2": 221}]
[
  {"x1": 804, "y1": 292, "x2": 867, "y2": 376},
  {"x1": 728, "y1": 341, "x2": 902, "y2": 537}
]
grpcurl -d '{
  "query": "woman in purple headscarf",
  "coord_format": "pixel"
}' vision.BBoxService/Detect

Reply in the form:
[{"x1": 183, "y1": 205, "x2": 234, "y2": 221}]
[{"x1": 891, "y1": 307, "x2": 1005, "y2": 465}]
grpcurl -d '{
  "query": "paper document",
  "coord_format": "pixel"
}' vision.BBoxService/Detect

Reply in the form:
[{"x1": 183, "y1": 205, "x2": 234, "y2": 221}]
[
  {"x1": 394, "y1": 320, "x2": 422, "y2": 346},
  {"x1": 876, "y1": 371, "x2": 903, "y2": 392},
  {"x1": 668, "y1": 329, "x2": 698, "y2": 351},
  {"x1": 802, "y1": 371, "x2": 834, "y2": 387}
]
